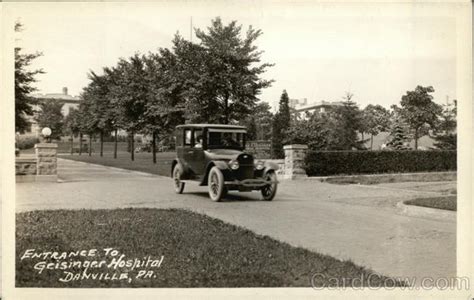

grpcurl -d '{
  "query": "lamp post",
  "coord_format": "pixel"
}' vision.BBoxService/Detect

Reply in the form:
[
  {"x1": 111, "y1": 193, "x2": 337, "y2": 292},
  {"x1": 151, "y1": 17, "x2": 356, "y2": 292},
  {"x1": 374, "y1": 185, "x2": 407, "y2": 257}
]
[
  {"x1": 15, "y1": 132, "x2": 20, "y2": 157},
  {"x1": 112, "y1": 120, "x2": 118, "y2": 159},
  {"x1": 41, "y1": 127, "x2": 52, "y2": 143}
]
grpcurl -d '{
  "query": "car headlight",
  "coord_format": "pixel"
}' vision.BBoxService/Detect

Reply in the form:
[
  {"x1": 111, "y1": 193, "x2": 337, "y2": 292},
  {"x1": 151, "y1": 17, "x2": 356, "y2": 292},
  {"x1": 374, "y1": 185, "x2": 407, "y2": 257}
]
[
  {"x1": 229, "y1": 160, "x2": 239, "y2": 170},
  {"x1": 255, "y1": 161, "x2": 264, "y2": 170}
]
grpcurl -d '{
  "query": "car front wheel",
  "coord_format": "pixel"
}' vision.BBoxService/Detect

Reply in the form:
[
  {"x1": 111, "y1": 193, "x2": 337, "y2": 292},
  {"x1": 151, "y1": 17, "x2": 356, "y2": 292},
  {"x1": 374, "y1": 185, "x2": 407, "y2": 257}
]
[
  {"x1": 208, "y1": 166, "x2": 225, "y2": 202},
  {"x1": 173, "y1": 164, "x2": 185, "y2": 194},
  {"x1": 261, "y1": 171, "x2": 277, "y2": 201}
]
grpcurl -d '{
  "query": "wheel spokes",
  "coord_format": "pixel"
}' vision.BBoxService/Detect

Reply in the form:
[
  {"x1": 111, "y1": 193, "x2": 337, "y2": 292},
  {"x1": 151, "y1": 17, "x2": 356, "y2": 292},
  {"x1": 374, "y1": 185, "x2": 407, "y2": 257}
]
[
  {"x1": 262, "y1": 174, "x2": 274, "y2": 196},
  {"x1": 210, "y1": 173, "x2": 219, "y2": 196},
  {"x1": 174, "y1": 169, "x2": 181, "y2": 188}
]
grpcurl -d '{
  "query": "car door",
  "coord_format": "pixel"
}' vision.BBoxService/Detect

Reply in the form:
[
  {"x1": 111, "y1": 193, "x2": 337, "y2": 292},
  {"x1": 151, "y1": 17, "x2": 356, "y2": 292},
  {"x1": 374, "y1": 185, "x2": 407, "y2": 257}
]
[
  {"x1": 182, "y1": 128, "x2": 195, "y2": 173},
  {"x1": 189, "y1": 129, "x2": 206, "y2": 176}
]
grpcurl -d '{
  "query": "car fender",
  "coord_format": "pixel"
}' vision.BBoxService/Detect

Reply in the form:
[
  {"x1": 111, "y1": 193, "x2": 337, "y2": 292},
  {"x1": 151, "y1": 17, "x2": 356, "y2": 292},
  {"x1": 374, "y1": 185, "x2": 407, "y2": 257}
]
[
  {"x1": 263, "y1": 160, "x2": 279, "y2": 175},
  {"x1": 200, "y1": 160, "x2": 231, "y2": 185},
  {"x1": 210, "y1": 160, "x2": 229, "y2": 171},
  {"x1": 171, "y1": 158, "x2": 189, "y2": 178}
]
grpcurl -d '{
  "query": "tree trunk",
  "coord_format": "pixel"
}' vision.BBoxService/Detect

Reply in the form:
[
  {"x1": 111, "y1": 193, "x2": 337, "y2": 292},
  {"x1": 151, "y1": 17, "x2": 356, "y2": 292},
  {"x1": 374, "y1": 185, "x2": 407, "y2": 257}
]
[
  {"x1": 131, "y1": 131, "x2": 135, "y2": 161},
  {"x1": 414, "y1": 128, "x2": 418, "y2": 150},
  {"x1": 79, "y1": 133, "x2": 83, "y2": 155},
  {"x1": 88, "y1": 134, "x2": 92, "y2": 156},
  {"x1": 114, "y1": 129, "x2": 118, "y2": 159},
  {"x1": 224, "y1": 95, "x2": 229, "y2": 124},
  {"x1": 70, "y1": 133, "x2": 74, "y2": 155},
  {"x1": 152, "y1": 131, "x2": 157, "y2": 164},
  {"x1": 100, "y1": 131, "x2": 104, "y2": 157},
  {"x1": 370, "y1": 134, "x2": 374, "y2": 150}
]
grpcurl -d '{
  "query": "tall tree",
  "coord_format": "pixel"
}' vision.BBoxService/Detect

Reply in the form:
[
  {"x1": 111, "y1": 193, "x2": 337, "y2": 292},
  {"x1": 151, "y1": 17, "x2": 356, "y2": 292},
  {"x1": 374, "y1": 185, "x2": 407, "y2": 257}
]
[
  {"x1": 330, "y1": 92, "x2": 364, "y2": 150},
  {"x1": 63, "y1": 107, "x2": 81, "y2": 154},
  {"x1": 362, "y1": 104, "x2": 391, "y2": 149},
  {"x1": 102, "y1": 66, "x2": 124, "y2": 159},
  {"x1": 245, "y1": 117, "x2": 258, "y2": 140},
  {"x1": 77, "y1": 96, "x2": 98, "y2": 156},
  {"x1": 113, "y1": 55, "x2": 149, "y2": 161},
  {"x1": 271, "y1": 90, "x2": 291, "y2": 158},
  {"x1": 255, "y1": 102, "x2": 274, "y2": 140},
  {"x1": 15, "y1": 22, "x2": 44, "y2": 133},
  {"x1": 432, "y1": 99, "x2": 457, "y2": 150},
  {"x1": 284, "y1": 112, "x2": 333, "y2": 150},
  {"x1": 83, "y1": 70, "x2": 115, "y2": 157},
  {"x1": 176, "y1": 18, "x2": 274, "y2": 124},
  {"x1": 387, "y1": 117, "x2": 410, "y2": 150},
  {"x1": 241, "y1": 101, "x2": 273, "y2": 140},
  {"x1": 142, "y1": 52, "x2": 184, "y2": 163},
  {"x1": 35, "y1": 101, "x2": 64, "y2": 140},
  {"x1": 399, "y1": 86, "x2": 442, "y2": 150}
]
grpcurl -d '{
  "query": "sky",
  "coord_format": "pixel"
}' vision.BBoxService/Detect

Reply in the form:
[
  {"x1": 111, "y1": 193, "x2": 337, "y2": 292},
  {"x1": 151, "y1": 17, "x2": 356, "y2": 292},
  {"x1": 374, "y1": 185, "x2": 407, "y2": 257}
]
[{"x1": 9, "y1": 1, "x2": 463, "y2": 111}]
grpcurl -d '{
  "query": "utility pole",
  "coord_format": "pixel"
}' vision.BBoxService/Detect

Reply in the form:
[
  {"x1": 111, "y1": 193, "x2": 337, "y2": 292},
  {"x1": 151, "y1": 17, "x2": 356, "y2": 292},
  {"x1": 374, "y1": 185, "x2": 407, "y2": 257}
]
[{"x1": 190, "y1": 16, "x2": 193, "y2": 42}]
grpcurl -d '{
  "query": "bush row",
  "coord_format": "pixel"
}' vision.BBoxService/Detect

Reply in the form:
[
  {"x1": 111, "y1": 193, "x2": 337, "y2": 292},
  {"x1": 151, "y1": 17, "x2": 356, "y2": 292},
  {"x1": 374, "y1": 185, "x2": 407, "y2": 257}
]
[
  {"x1": 305, "y1": 150, "x2": 457, "y2": 176},
  {"x1": 56, "y1": 142, "x2": 129, "y2": 153},
  {"x1": 16, "y1": 135, "x2": 39, "y2": 150}
]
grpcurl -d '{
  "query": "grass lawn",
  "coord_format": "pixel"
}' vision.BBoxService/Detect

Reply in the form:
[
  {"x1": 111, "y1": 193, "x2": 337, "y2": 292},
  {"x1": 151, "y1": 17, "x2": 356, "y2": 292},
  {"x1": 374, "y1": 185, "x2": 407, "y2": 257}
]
[
  {"x1": 404, "y1": 196, "x2": 457, "y2": 211},
  {"x1": 324, "y1": 174, "x2": 456, "y2": 185},
  {"x1": 16, "y1": 208, "x2": 403, "y2": 288},
  {"x1": 61, "y1": 152, "x2": 174, "y2": 177}
]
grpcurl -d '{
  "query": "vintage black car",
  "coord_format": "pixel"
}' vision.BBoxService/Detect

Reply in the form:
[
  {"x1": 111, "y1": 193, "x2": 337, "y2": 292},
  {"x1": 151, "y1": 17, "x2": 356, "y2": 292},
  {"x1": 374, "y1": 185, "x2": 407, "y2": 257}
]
[{"x1": 171, "y1": 124, "x2": 278, "y2": 202}]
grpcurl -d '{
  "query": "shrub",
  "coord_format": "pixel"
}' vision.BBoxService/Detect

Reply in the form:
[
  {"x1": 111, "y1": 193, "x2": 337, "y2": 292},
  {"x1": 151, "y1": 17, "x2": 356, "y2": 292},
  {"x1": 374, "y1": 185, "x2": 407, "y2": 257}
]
[
  {"x1": 305, "y1": 150, "x2": 456, "y2": 176},
  {"x1": 16, "y1": 135, "x2": 39, "y2": 150}
]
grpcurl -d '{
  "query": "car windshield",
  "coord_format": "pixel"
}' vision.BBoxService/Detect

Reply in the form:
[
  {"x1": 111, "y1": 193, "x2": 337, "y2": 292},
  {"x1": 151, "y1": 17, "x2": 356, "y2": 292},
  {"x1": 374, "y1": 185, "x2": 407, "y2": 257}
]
[{"x1": 207, "y1": 129, "x2": 245, "y2": 149}]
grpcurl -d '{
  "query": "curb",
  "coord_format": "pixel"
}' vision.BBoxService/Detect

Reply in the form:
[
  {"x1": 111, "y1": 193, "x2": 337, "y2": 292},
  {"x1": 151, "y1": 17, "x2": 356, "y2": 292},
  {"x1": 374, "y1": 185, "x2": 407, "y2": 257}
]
[
  {"x1": 58, "y1": 158, "x2": 170, "y2": 179},
  {"x1": 396, "y1": 201, "x2": 456, "y2": 222},
  {"x1": 306, "y1": 171, "x2": 456, "y2": 183}
]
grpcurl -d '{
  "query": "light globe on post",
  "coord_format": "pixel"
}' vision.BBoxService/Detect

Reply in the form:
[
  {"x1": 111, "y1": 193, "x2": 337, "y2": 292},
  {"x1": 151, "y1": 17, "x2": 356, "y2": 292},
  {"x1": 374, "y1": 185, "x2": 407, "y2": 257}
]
[
  {"x1": 15, "y1": 132, "x2": 20, "y2": 156},
  {"x1": 41, "y1": 127, "x2": 52, "y2": 143}
]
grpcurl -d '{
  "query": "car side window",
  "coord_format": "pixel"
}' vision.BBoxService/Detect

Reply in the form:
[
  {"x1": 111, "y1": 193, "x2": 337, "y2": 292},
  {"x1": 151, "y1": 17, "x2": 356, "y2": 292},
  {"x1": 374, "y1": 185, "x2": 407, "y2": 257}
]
[
  {"x1": 194, "y1": 129, "x2": 203, "y2": 148},
  {"x1": 184, "y1": 129, "x2": 192, "y2": 146}
]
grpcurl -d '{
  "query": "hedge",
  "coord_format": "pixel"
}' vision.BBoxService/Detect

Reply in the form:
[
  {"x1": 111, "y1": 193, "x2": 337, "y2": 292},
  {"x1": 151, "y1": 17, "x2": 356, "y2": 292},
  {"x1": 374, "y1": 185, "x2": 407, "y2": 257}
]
[
  {"x1": 305, "y1": 150, "x2": 457, "y2": 176},
  {"x1": 56, "y1": 142, "x2": 129, "y2": 153},
  {"x1": 16, "y1": 135, "x2": 39, "y2": 150}
]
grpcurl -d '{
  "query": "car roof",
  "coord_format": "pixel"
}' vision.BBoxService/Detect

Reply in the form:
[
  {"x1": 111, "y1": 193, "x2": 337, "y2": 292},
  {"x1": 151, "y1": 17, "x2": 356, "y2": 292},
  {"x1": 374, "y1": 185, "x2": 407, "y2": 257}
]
[{"x1": 176, "y1": 124, "x2": 247, "y2": 130}]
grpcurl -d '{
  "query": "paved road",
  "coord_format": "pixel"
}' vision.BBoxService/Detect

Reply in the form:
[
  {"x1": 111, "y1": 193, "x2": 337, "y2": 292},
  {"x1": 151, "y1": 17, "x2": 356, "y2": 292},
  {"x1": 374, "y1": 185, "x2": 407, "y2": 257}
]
[{"x1": 16, "y1": 158, "x2": 456, "y2": 283}]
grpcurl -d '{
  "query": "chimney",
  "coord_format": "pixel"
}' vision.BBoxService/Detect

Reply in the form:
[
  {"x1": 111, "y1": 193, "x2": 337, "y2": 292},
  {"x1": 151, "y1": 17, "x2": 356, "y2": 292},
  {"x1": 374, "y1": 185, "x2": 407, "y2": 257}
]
[{"x1": 62, "y1": 87, "x2": 68, "y2": 95}]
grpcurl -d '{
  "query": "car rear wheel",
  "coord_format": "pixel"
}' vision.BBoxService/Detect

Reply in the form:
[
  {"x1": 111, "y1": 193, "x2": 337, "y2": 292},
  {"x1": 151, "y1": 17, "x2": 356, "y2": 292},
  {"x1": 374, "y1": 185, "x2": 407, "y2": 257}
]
[
  {"x1": 261, "y1": 171, "x2": 277, "y2": 201},
  {"x1": 173, "y1": 164, "x2": 185, "y2": 194},
  {"x1": 208, "y1": 166, "x2": 225, "y2": 202}
]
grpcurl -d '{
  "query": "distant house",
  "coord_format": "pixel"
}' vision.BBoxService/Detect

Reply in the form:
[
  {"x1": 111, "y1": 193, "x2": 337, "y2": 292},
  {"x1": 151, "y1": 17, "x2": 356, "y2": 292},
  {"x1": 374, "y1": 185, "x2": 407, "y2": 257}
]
[
  {"x1": 295, "y1": 100, "x2": 344, "y2": 115},
  {"x1": 289, "y1": 100, "x2": 344, "y2": 119},
  {"x1": 289, "y1": 98, "x2": 308, "y2": 109},
  {"x1": 28, "y1": 87, "x2": 81, "y2": 136}
]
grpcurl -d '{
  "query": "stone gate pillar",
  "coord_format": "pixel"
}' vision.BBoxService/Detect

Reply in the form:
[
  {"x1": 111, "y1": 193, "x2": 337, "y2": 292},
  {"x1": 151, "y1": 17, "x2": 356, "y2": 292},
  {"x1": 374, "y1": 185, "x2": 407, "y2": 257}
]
[
  {"x1": 283, "y1": 144, "x2": 308, "y2": 180},
  {"x1": 35, "y1": 143, "x2": 58, "y2": 181}
]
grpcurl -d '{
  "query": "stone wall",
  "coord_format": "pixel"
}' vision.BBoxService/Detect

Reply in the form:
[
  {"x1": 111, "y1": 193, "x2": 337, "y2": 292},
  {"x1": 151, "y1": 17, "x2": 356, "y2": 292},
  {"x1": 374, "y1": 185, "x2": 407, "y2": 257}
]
[
  {"x1": 35, "y1": 143, "x2": 58, "y2": 176},
  {"x1": 15, "y1": 158, "x2": 37, "y2": 175},
  {"x1": 16, "y1": 143, "x2": 58, "y2": 182},
  {"x1": 282, "y1": 144, "x2": 308, "y2": 180},
  {"x1": 262, "y1": 145, "x2": 309, "y2": 180}
]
